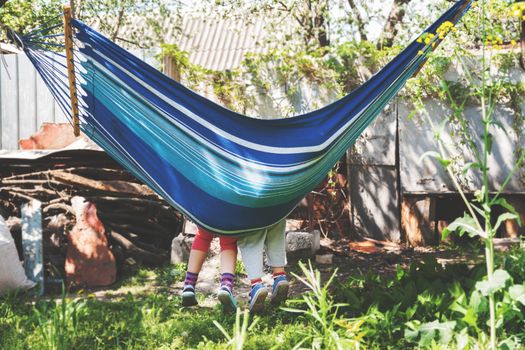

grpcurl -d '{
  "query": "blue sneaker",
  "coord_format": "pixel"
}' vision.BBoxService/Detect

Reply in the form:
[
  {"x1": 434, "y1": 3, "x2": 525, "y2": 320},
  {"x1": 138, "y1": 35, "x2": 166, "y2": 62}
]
[
  {"x1": 271, "y1": 275, "x2": 289, "y2": 305},
  {"x1": 181, "y1": 285, "x2": 198, "y2": 306},
  {"x1": 248, "y1": 283, "x2": 268, "y2": 313},
  {"x1": 217, "y1": 286, "x2": 237, "y2": 313}
]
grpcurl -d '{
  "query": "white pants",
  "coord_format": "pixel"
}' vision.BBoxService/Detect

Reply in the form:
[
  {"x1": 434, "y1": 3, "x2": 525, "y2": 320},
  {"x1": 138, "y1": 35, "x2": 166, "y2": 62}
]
[{"x1": 238, "y1": 219, "x2": 287, "y2": 280}]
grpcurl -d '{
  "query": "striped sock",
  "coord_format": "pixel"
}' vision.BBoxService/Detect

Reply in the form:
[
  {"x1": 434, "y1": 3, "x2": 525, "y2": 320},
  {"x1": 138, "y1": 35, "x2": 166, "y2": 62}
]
[
  {"x1": 220, "y1": 273, "x2": 235, "y2": 292},
  {"x1": 184, "y1": 271, "x2": 198, "y2": 288},
  {"x1": 250, "y1": 278, "x2": 263, "y2": 287},
  {"x1": 273, "y1": 272, "x2": 287, "y2": 279}
]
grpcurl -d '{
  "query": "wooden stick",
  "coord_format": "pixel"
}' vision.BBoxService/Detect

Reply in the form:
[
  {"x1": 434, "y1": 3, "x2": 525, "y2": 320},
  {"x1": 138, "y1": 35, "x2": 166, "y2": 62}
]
[{"x1": 63, "y1": 5, "x2": 80, "y2": 137}]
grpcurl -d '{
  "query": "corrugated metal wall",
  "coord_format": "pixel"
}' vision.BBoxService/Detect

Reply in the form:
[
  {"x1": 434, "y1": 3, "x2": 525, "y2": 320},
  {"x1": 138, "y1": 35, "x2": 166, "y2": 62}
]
[
  {"x1": 0, "y1": 50, "x2": 158, "y2": 150},
  {"x1": 0, "y1": 53, "x2": 67, "y2": 150}
]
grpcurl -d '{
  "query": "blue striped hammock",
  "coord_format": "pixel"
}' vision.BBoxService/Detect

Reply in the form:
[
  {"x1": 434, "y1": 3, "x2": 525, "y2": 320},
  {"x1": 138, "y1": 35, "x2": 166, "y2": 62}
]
[{"x1": 16, "y1": 0, "x2": 472, "y2": 235}]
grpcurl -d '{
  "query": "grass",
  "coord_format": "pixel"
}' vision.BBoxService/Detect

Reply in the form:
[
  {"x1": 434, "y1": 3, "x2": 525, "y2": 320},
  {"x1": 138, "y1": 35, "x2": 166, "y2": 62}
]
[{"x1": 1, "y1": 245, "x2": 525, "y2": 349}]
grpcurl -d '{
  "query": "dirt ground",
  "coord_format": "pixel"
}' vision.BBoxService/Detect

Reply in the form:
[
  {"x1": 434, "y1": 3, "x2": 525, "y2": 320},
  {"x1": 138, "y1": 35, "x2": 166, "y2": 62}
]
[{"x1": 81, "y1": 237, "x2": 484, "y2": 308}]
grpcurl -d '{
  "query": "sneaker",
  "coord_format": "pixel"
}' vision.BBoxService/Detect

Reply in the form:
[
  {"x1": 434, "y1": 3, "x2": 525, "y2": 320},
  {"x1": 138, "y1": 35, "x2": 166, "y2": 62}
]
[
  {"x1": 270, "y1": 275, "x2": 289, "y2": 305},
  {"x1": 181, "y1": 285, "x2": 198, "y2": 307},
  {"x1": 248, "y1": 283, "x2": 268, "y2": 313},
  {"x1": 217, "y1": 286, "x2": 237, "y2": 313}
]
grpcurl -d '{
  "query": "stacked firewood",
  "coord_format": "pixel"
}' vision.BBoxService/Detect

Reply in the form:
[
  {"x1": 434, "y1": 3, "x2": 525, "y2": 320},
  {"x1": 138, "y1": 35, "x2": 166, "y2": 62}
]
[{"x1": 0, "y1": 151, "x2": 183, "y2": 285}]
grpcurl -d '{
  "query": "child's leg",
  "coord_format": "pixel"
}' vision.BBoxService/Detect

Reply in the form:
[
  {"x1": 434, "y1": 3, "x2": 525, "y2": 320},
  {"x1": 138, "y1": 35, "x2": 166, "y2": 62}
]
[
  {"x1": 185, "y1": 227, "x2": 214, "y2": 279},
  {"x1": 238, "y1": 230, "x2": 269, "y2": 312},
  {"x1": 217, "y1": 236, "x2": 238, "y2": 312},
  {"x1": 264, "y1": 219, "x2": 287, "y2": 271},
  {"x1": 237, "y1": 230, "x2": 266, "y2": 283},
  {"x1": 218, "y1": 236, "x2": 237, "y2": 275},
  {"x1": 264, "y1": 219, "x2": 289, "y2": 305},
  {"x1": 182, "y1": 227, "x2": 214, "y2": 306}
]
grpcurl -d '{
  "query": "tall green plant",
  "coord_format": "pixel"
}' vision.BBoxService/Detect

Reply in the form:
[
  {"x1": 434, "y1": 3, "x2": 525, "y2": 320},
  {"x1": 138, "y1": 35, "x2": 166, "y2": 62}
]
[
  {"x1": 33, "y1": 285, "x2": 87, "y2": 350},
  {"x1": 419, "y1": 1, "x2": 525, "y2": 348},
  {"x1": 283, "y1": 261, "x2": 364, "y2": 350},
  {"x1": 213, "y1": 308, "x2": 259, "y2": 350}
]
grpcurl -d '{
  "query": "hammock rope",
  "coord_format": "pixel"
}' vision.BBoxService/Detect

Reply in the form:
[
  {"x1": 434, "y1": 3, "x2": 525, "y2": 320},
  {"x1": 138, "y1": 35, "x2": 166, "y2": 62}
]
[{"x1": 14, "y1": 0, "x2": 473, "y2": 235}]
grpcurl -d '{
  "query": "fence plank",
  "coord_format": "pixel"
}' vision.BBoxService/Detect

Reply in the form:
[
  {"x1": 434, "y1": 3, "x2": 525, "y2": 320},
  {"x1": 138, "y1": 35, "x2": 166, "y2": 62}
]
[
  {"x1": 36, "y1": 57, "x2": 57, "y2": 128},
  {"x1": 18, "y1": 55, "x2": 37, "y2": 140},
  {"x1": 1, "y1": 55, "x2": 19, "y2": 150}
]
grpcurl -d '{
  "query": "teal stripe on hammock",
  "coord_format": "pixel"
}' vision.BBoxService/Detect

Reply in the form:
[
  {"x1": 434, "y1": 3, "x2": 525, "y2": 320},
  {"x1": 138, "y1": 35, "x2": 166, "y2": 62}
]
[{"x1": 79, "y1": 44, "x2": 428, "y2": 211}]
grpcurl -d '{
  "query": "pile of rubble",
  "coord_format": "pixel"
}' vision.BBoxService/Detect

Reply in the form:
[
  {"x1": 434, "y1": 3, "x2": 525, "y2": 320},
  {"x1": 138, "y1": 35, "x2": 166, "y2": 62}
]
[{"x1": 0, "y1": 124, "x2": 183, "y2": 289}]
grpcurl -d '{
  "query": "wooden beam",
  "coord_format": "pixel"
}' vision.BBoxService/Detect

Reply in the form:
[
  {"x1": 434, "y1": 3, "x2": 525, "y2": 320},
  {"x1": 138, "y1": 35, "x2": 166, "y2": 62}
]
[
  {"x1": 401, "y1": 196, "x2": 437, "y2": 247},
  {"x1": 22, "y1": 199, "x2": 44, "y2": 295},
  {"x1": 63, "y1": 5, "x2": 80, "y2": 137}
]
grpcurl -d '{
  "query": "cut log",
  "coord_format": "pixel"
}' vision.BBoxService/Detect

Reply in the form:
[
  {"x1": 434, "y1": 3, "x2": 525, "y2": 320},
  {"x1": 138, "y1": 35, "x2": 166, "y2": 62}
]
[
  {"x1": 109, "y1": 230, "x2": 167, "y2": 265},
  {"x1": 50, "y1": 171, "x2": 156, "y2": 197}
]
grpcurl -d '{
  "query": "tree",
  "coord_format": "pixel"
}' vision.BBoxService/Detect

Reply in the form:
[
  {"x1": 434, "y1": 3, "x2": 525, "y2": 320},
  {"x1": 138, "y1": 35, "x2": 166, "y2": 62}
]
[
  {"x1": 200, "y1": 0, "x2": 419, "y2": 53},
  {"x1": 73, "y1": 0, "x2": 182, "y2": 48},
  {"x1": 0, "y1": 0, "x2": 182, "y2": 48},
  {"x1": 378, "y1": 0, "x2": 412, "y2": 48},
  {"x1": 0, "y1": 0, "x2": 62, "y2": 36}
]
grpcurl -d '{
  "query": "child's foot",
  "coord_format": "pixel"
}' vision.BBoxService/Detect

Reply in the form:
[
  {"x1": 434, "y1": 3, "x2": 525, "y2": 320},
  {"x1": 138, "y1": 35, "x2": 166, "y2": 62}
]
[
  {"x1": 248, "y1": 283, "x2": 268, "y2": 313},
  {"x1": 217, "y1": 286, "x2": 237, "y2": 313},
  {"x1": 271, "y1": 275, "x2": 289, "y2": 305},
  {"x1": 181, "y1": 285, "x2": 198, "y2": 306}
]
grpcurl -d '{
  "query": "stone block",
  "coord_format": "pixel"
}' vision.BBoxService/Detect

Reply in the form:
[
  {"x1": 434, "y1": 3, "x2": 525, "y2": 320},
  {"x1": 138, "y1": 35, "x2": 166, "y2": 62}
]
[
  {"x1": 171, "y1": 233, "x2": 194, "y2": 264},
  {"x1": 182, "y1": 219, "x2": 198, "y2": 235},
  {"x1": 286, "y1": 230, "x2": 320, "y2": 258}
]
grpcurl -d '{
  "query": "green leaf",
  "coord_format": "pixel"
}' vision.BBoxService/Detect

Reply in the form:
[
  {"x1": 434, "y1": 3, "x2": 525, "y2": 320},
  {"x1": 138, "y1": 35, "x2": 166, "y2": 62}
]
[
  {"x1": 418, "y1": 151, "x2": 450, "y2": 167},
  {"x1": 461, "y1": 162, "x2": 481, "y2": 176},
  {"x1": 494, "y1": 212, "x2": 519, "y2": 232},
  {"x1": 469, "y1": 290, "x2": 484, "y2": 312},
  {"x1": 418, "y1": 151, "x2": 440, "y2": 164},
  {"x1": 411, "y1": 320, "x2": 457, "y2": 346},
  {"x1": 509, "y1": 284, "x2": 525, "y2": 305},
  {"x1": 486, "y1": 133, "x2": 493, "y2": 154},
  {"x1": 491, "y1": 198, "x2": 521, "y2": 226},
  {"x1": 489, "y1": 119, "x2": 508, "y2": 135},
  {"x1": 475, "y1": 269, "x2": 511, "y2": 296},
  {"x1": 444, "y1": 214, "x2": 483, "y2": 238},
  {"x1": 462, "y1": 306, "x2": 477, "y2": 328}
]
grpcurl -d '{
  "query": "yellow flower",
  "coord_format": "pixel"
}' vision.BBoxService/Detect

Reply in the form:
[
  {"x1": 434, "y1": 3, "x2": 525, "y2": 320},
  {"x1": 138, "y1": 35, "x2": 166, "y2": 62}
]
[
  {"x1": 418, "y1": 50, "x2": 424, "y2": 55},
  {"x1": 417, "y1": 37, "x2": 423, "y2": 43},
  {"x1": 432, "y1": 42, "x2": 436, "y2": 48},
  {"x1": 511, "y1": 39, "x2": 517, "y2": 46}
]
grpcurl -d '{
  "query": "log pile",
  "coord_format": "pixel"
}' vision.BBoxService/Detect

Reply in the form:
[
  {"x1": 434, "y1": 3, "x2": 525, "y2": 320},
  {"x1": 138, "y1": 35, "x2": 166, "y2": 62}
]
[{"x1": 0, "y1": 150, "x2": 184, "y2": 286}]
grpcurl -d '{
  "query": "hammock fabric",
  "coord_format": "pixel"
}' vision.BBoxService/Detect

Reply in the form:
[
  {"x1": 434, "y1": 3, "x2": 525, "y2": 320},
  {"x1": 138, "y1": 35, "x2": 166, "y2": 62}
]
[{"x1": 16, "y1": 0, "x2": 473, "y2": 235}]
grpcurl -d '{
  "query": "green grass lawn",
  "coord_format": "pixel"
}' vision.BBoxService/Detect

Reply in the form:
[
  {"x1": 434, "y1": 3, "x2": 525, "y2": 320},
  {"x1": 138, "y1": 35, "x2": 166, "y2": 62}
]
[{"x1": 2, "y1": 245, "x2": 525, "y2": 349}]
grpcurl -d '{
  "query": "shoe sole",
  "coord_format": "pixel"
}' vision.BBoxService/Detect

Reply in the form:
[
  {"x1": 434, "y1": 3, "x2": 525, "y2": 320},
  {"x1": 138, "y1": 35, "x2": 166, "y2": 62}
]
[
  {"x1": 271, "y1": 280, "x2": 289, "y2": 305},
  {"x1": 249, "y1": 288, "x2": 268, "y2": 313},
  {"x1": 181, "y1": 292, "x2": 198, "y2": 307},
  {"x1": 218, "y1": 290, "x2": 237, "y2": 313}
]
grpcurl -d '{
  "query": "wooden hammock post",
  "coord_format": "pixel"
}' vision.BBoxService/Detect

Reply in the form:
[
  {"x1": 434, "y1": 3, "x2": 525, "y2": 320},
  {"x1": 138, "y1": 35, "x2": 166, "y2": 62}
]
[{"x1": 63, "y1": 5, "x2": 80, "y2": 137}]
